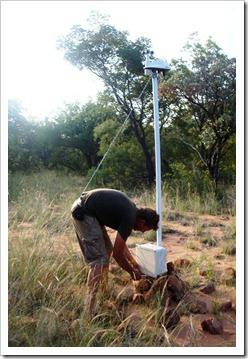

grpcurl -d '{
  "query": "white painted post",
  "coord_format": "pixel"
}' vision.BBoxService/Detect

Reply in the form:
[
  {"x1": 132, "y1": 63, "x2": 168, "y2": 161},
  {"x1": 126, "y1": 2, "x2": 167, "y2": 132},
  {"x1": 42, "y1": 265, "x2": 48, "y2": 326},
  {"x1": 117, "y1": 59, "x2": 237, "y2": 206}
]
[{"x1": 151, "y1": 72, "x2": 162, "y2": 246}]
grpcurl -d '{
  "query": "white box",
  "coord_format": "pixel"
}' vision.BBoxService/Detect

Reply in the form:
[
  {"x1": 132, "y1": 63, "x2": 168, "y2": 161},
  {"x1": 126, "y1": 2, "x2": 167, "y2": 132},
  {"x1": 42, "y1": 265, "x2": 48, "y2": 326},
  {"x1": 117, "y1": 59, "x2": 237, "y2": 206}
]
[{"x1": 135, "y1": 243, "x2": 167, "y2": 278}]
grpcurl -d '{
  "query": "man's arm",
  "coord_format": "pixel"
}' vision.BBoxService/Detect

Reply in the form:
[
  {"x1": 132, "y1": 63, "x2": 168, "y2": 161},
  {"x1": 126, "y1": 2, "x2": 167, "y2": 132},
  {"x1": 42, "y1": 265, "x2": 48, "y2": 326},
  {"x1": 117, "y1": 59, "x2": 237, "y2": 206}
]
[{"x1": 112, "y1": 232, "x2": 142, "y2": 280}]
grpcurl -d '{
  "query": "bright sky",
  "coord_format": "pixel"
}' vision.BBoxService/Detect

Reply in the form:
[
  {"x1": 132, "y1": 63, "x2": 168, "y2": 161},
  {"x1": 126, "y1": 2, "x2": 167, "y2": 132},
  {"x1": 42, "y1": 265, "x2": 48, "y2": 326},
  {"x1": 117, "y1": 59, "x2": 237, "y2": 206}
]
[{"x1": 2, "y1": 0, "x2": 243, "y2": 120}]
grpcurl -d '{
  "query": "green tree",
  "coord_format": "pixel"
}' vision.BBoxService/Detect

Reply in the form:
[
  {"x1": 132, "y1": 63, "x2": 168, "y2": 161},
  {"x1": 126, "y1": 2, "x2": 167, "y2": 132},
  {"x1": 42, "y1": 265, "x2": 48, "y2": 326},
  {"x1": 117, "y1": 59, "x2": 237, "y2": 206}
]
[
  {"x1": 50, "y1": 98, "x2": 117, "y2": 173},
  {"x1": 91, "y1": 117, "x2": 147, "y2": 189},
  {"x1": 160, "y1": 37, "x2": 236, "y2": 189},
  {"x1": 33, "y1": 119, "x2": 60, "y2": 168},
  {"x1": 8, "y1": 99, "x2": 41, "y2": 171},
  {"x1": 58, "y1": 14, "x2": 156, "y2": 185}
]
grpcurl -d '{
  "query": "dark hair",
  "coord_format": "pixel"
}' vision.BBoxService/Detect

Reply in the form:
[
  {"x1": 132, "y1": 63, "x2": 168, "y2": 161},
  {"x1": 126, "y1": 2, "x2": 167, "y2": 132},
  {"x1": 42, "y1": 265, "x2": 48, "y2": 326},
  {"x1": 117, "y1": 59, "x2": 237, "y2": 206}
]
[{"x1": 136, "y1": 207, "x2": 159, "y2": 230}]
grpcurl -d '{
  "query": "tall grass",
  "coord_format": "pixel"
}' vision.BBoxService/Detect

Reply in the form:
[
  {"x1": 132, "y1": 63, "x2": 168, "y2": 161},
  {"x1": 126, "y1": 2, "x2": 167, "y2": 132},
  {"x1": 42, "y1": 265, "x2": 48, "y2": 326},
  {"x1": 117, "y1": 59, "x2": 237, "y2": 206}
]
[
  {"x1": 8, "y1": 171, "x2": 89, "y2": 346},
  {"x1": 166, "y1": 187, "x2": 235, "y2": 216},
  {"x1": 129, "y1": 183, "x2": 235, "y2": 216},
  {"x1": 8, "y1": 170, "x2": 235, "y2": 346}
]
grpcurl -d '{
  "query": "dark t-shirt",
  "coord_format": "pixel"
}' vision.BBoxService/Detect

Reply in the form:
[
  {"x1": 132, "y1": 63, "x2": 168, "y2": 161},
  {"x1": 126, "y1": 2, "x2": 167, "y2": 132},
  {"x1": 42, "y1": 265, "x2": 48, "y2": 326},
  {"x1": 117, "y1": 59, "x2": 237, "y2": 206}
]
[{"x1": 80, "y1": 189, "x2": 137, "y2": 241}]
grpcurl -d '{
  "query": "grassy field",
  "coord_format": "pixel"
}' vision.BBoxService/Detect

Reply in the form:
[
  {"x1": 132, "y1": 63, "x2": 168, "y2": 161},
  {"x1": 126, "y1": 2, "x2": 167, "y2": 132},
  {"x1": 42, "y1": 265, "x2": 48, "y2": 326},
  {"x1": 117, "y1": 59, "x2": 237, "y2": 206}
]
[{"x1": 8, "y1": 171, "x2": 236, "y2": 347}]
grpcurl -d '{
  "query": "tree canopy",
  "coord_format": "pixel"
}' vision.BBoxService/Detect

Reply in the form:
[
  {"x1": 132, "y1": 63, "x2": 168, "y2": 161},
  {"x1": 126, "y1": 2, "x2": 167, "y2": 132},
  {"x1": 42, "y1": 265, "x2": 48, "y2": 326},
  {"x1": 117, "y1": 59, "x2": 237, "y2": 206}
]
[
  {"x1": 58, "y1": 18, "x2": 156, "y2": 185},
  {"x1": 8, "y1": 21, "x2": 235, "y2": 197},
  {"x1": 160, "y1": 37, "x2": 236, "y2": 189}
]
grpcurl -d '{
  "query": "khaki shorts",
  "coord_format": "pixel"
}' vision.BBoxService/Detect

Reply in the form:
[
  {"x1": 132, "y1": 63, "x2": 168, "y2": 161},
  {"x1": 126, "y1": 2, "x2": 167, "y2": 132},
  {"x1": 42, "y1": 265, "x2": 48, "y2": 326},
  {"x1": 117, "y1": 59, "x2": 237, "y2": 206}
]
[{"x1": 72, "y1": 214, "x2": 113, "y2": 266}]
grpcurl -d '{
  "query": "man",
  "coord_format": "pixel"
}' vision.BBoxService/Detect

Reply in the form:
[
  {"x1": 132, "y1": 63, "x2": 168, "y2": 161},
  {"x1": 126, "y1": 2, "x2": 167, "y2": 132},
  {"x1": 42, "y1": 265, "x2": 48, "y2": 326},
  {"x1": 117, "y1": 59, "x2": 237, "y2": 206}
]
[{"x1": 71, "y1": 188, "x2": 159, "y2": 317}]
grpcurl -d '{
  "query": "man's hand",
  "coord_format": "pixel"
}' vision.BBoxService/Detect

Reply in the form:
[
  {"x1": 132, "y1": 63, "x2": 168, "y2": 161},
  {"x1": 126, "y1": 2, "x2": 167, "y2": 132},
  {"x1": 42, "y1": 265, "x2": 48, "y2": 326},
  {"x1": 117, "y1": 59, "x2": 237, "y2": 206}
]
[{"x1": 113, "y1": 232, "x2": 144, "y2": 280}]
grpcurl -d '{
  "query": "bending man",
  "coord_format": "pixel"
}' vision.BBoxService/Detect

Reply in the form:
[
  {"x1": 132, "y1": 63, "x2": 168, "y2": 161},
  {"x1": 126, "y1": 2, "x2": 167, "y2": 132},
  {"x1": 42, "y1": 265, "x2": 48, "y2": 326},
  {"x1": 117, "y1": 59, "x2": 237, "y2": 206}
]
[{"x1": 71, "y1": 188, "x2": 159, "y2": 317}]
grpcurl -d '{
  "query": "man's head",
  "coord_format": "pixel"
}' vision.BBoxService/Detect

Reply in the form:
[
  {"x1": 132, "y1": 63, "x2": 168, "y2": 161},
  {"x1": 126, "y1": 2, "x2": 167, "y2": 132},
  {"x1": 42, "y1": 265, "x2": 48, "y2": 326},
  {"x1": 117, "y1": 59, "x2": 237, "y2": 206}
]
[{"x1": 134, "y1": 208, "x2": 159, "y2": 233}]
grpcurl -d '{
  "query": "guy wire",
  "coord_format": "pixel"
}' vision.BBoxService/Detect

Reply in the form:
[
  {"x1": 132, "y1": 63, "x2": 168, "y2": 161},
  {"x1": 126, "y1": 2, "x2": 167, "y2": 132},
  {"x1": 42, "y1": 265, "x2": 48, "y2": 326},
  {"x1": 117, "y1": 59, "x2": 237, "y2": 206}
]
[{"x1": 83, "y1": 79, "x2": 150, "y2": 191}]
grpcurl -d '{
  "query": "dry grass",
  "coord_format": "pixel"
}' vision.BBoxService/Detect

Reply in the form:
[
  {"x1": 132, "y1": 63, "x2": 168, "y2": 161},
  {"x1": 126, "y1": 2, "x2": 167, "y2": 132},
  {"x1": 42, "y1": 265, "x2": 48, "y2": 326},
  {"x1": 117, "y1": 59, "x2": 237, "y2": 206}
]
[{"x1": 8, "y1": 171, "x2": 236, "y2": 347}]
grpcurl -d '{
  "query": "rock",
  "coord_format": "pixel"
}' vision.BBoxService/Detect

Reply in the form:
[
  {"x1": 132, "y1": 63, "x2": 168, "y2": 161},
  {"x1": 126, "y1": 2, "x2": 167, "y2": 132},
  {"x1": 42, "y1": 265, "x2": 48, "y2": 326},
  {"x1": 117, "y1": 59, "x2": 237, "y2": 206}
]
[
  {"x1": 174, "y1": 258, "x2": 191, "y2": 269},
  {"x1": 116, "y1": 286, "x2": 135, "y2": 305},
  {"x1": 188, "y1": 299, "x2": 208, "y2": 314},
  {"x1": 133, "y1": 278, "x2": 153, "y2": 293},
  {"x1": 201, "y1": 318, "x2": 223, "y2": 335},
  {"x1": 220, "y1": 267, "x2": 236, "y2": 286},
  {"x1": 132, "y1": 293, "x2": 145, "y2": 304},
  {"x1": 144, "y1": 274, "x2": 188, "y2": 304},
  {"x1": 219, "y1": 301, "x2": 233, "y2": 312},
  {"x1": 166, "y1": 274, "x2": 188, "y2": 301},
  {"x1": 200, "y1": 282, "x2": 216, "y2": 294},
  {"x1": 160, "y1": 308, "x2": 180, "y2": 329},
  {"x1": 144, "y1": 276, "x2": 167, "y2": 303},
  {"x1": 167, "y1": 261, "x2": 175, "y2": 274},
  {"x1": 154, "y1": 275, "x2": 168, "y2": 289}
]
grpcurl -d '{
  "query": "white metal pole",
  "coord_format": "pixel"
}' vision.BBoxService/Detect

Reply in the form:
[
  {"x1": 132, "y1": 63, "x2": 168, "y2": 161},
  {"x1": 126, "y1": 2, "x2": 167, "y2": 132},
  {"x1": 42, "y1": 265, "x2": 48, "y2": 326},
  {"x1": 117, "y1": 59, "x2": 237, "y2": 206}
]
[{"x1": 151, "y1": 72, "x2": 162, "y2": 247}]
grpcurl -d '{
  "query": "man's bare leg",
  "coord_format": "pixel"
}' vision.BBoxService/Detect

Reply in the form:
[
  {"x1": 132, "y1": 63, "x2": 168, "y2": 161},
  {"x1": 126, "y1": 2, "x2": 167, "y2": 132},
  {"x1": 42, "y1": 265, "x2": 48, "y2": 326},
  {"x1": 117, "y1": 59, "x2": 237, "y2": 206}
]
[
  {"x1": 101, "y1": 226, "x2": 113, "y2": 293},
  {"x1": 85, "y1": 264, "x2": 109, "y2": 318},
  {"x1": 100, "y1": 261, "x2": 111, "y2": 294}
]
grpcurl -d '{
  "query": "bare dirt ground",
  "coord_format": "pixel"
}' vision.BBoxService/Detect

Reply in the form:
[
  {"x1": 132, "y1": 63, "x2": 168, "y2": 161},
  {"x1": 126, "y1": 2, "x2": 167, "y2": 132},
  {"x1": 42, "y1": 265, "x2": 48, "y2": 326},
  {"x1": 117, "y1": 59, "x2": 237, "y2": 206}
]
[
  {"x1": 106, "y1": 211, "x2": 236, "y2": 347},
  {"x1": 10, "y1": 211, "x2": 236, "y2": 347}
]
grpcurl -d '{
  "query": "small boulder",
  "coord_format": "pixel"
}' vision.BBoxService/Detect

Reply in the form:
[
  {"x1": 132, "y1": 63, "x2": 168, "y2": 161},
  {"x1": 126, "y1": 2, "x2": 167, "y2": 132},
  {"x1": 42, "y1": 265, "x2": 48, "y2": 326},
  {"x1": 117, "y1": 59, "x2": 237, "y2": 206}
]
[
  {"x1": 219, "y1": 301, "x2": 233, "y2": 312},
  {"x1": 188, "y1": 299, "x2": 208, "y2": 314},
  {"x1": 174, "y1": 258, "x2": 191, "y2": 269},
  {"x1": 201, "y1": 318, "x2": 223, "y2": 335},
  {"x1": 166, "y1": 274, "x2": 188, "y2": 301},
  {"x1": 133, "y1": 278, "x2": 153, "y2": 294},
  {"x1": 153, "y1": 275, "x2": 168, "y2": 289},
  {"x1": 144, "y1": 274, "x2": 188, "y2": 303},
  {"x1": 200, "y1": 282, "x2": 216, "y2": 294},
  {"x1": 144, "y1": 275, "x2": 168, "y2": 302},
  {"x1": 167, "y1": 261, "x2": 175, "y2": 274}
]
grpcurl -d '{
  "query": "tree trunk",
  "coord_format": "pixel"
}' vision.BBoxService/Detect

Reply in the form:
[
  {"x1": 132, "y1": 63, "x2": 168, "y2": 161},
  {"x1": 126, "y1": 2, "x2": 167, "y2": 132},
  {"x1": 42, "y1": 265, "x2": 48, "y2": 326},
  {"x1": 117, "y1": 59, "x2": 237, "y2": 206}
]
[
  {"x1": 207, "y1": 152, "x2": 220, "y2": 192},
  {"x1": 114, "y1": 96, "x2": 155, "y2": 186}
]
